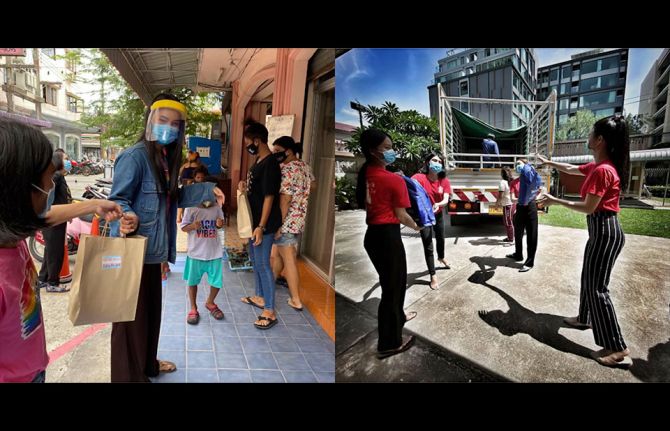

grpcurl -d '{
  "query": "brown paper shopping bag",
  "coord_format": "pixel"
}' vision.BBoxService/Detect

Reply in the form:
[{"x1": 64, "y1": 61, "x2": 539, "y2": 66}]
[
  {"x1": 68, "y1": 232, "x2": 147, "y2": 326},
  {"x1": 236, "y1": 190, "x2": 253, "y2": 239}
]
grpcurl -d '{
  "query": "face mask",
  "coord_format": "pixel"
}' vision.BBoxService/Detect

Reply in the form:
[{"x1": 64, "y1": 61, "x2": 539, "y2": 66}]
[
  {"x1": 32, "y1": 183, "x2": 55, "y2": 218},
  {"x1": 515, "y1": 163, "x2": 524, "y2": 174},
  {"x1": 64, "y1": 160, "x2": 72, "y2": 173},
  {"x1": 274, "y1": 151, "x2": 287, "y2": 163},
  {"x1": 381, "y1": 149, "x2": 396, "y2": 165},
  {"x1": 429, "y1": 161, "x2": 443, "y2": 173},
  {"x1": 152, "y1": 124, "x2": 179, "y2": 145},
  {"x1": 246, "y1": 141, "x2": 259, "y2": 155}
]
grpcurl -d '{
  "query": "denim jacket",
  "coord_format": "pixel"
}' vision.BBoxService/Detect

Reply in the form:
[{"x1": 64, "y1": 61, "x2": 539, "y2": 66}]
[{"x1": 108, "y1": 142, "x2": 216, "y2": 264}]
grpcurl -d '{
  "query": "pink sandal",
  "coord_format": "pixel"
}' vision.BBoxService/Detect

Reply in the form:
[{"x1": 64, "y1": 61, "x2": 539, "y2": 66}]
[{"x1": 187, "y1": 309, "x2": 200, "y2": 325}]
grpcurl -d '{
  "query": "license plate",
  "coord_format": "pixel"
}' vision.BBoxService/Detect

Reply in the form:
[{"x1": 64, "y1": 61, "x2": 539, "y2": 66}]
[{"x1": 488, "y1": 207, "x2": 503, "y2": 215}]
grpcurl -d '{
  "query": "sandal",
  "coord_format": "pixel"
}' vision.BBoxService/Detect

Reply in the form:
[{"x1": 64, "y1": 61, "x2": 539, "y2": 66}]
[
  {"x1": 205, "y1": 303, "x2": 225, "y2": 320},
  {"x1": 187, "y1": 309, "x2": 200, "y2": 325},
  {"x1": 405, "y1": 311, "x2": 417, "y2": 322},
  {"x1": 46, "y1": 283, "x2": 70, "y2": 293},
  {"x1": 287, "y1": 298, "x2": 303, "y2": 311},
  {"x1": 241, "y1": 296, "x2": 264, "y2": 310},
  {"x1": 254, "y1": 315, "x2": 278, "y2": 330},
  {"x1": 158, "y1": 360, "x2": 177, "y2": 373}
]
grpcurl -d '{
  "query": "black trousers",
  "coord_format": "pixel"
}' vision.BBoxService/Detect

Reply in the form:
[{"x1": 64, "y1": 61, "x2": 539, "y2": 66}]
[
  {"x1": 38, "y1": 223, "x2": 67, "y2": 284},
  {"x1": 364, "y1": 224, "x2": 408, "y2": 351},
  {"x1": 420, "y1": 210, "x2": 445, "y2": 276},
  {"x1": 111, "y1": 264, "x2": 163, "y2": 382},
  {"x1": 513, "y1": 202, "x2": 538, "y2": 267},
  {"x1": 578, "y1": 212, "x2": 627, "y2": 351}
]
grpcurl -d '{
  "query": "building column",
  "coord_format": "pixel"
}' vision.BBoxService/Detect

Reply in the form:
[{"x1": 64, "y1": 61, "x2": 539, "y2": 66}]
[
  {"x1": 272, "y1": 48, "x2": 315, "y2": 140},
  {"x1": 663, "y1": 87, "x2": 670, "y2": 145}
]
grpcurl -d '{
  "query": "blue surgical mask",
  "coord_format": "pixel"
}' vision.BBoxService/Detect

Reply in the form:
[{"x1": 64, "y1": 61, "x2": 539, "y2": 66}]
[
  {"x1": 152, "y1": 124, "x2": 180, "y2": 145},
  {"x1": 381, "y1": 149, "x2": 396, "y2": 164},
  {"x1": 64, "y1": 159, "x2": 72, "y2": 173},
  {"x1": 429, "y1": 161, "x2": 443, "y2": 173},
  {"x1": 32, "y1": 183, "x2": 55, "y2": 218},
  {"x1": 515, "y1": 163, "x2": 524, "y2": 174}
]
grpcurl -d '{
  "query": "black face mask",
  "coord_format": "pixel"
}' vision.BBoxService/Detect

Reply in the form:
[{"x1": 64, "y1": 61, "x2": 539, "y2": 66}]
[
  {"x1": 274, "y1": 151, "x2": 287, "y2": 163},
  {"x1": 246, "y1": 142, "x2": 259, "y2": 155}
]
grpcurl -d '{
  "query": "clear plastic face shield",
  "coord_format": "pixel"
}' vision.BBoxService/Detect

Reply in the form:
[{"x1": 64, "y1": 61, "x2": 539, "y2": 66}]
[{"x1": 144, "y1": 99, "x2": 187, "y2": 146}]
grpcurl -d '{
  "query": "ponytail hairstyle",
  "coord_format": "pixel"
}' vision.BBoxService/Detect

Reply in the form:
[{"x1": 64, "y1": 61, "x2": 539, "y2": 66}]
[
  {"x1": 356, "y1": 128, "x2": 390, "y2": 209},
  {"x1": 593, "y1": 115, "x2": 630, "y2": 181}
]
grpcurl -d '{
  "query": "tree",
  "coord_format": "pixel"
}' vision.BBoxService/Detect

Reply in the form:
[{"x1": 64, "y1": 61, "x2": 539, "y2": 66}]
[
  {"x1": 556, "y1": 110, "x2": 597, "y2": 141},
  {"x1": 345, "y1": 101, "x2": 441, "y2": 175},
  {"x1": 625, "y1": 113, "x2": 653, "y2": 135}
]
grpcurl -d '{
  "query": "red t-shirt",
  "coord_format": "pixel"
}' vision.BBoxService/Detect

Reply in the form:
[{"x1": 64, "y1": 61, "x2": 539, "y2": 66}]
[
  {"x1": 365, "y1": 166, "x2": 411, "y2": 225},
  {"x1": 509, "y1": 178, "x2": 520, "y2": 199},
  {"x1": 411, "y1": 173, "x2": 452, "y2": 210},
  {"x1": 578, "y1": 160, "x2": 621, "y2": 212}
]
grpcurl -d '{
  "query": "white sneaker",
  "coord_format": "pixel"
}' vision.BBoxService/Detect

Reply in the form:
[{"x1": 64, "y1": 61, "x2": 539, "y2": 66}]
[{"x1": 519, "y1": 265, "x2": 532, "y2": 272}]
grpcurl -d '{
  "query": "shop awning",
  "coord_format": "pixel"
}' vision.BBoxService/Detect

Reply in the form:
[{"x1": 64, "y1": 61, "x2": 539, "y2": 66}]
[{"x1": 100, "y1": 48, "x2": 201, "y2": 105}]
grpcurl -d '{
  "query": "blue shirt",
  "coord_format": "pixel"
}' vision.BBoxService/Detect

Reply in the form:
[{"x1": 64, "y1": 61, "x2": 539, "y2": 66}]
[
  {"x1": 482, "y1": 139, "x2": 499, "y2": 155},
  {"x1": 517, "y1": 164, "x2": 543, "y2": 206}
]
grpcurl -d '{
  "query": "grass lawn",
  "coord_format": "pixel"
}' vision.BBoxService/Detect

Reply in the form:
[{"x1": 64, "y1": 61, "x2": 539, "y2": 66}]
[{"x1": 538, "y1": 205, "x2": 670, "y2": 238}]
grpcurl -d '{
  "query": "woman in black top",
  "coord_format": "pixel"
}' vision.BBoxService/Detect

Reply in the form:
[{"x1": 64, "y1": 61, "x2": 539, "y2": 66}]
[{"x1": 37, "y1": 151, "x2": 73, "y2": 292}]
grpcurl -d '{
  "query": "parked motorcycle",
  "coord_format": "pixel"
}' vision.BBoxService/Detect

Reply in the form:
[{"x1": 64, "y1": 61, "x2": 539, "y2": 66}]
[{"x1": 28, "y1": 208, "x2": 94, "y2": 263}]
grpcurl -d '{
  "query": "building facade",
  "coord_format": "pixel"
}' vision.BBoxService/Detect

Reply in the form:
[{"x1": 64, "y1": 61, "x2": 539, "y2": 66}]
[
  {"x1": 639, "y1": 48, "x2": 670, "y2": 146},
  {"x1": 537, "y1": 48, "x2": 628, "y2": 128},
  {"x1": 428, "y1": 48, "x2": 537, "y2": 129}
]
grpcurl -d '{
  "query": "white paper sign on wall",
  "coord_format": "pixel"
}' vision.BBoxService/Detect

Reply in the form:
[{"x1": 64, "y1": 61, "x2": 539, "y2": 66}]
[{"x1": 196, "y1": 146, "x2": 210, "y2": 158}]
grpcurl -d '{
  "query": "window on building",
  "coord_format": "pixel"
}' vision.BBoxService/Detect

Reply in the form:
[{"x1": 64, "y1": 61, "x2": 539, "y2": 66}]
[
  {"x1": 560, "y1": 83, "x2": 569, "y2": 95},
  {"x1": 65, "y1": 136, "x2": 80, "y2": 161},
  {"x1": 42, "y1": 85, "x2": 58, "y2": 106},
  {"x1": 580, "y1": 90, "x2": 616, "y2": 108},
  {"x1": 580, "y1": 73, "x2": 619, "y2": 92},
  {"x1": 67, "y1": 95, "x2": 81, "y2": 113},
  {"x1": 447, "y1": 59, "x2": 458, "y2": 69},
  {"x1": 520, "y1": 48, "x2": 527, "y2": 66},
  {"x1": 485, "y1": 48, "x2": 491, "y2": 57},
  {"x1": 41, "y1": 48, "x2": 56, "y2": 58},
  {"x1": 558, "y1": 114, "x2": 568, "y2": 125},
  {"x1": 593, "y1": 108, "x2": 615, "y2": 118},
  {"x1": 561, "y1": 65, "x2": 571, "y2": 80},
  {"x1": 570, "y1": 97, "x2": 579, "y2": 110},
  {"x1": 460, "y1": 57, "x2": 466, "y2": 65},
  {"x1": 469, "y1": 52, "x2": 477, "y2": 62},
  {"x1": 44, "y1": 133, "x2": 60, "y2": 149},
  {"x1": 549, "y1": 68, "x2": 559, "y2": 82},
  {"x1": 559, "y1": 98, "x2": 569, "y2": 110}
]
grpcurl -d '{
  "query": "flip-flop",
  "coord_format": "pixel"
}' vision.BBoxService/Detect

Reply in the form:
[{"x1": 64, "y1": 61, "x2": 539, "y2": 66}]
[
  {"x1": 158, "y1": 360, "x2": 177, "y2": 373},
  {"x1": 287, "y1": 299, "x2": 303, "y2": 311},
  {"x1": 241, "y1": 296, "x2": 264, "y2": 310},
  {"x1": 187, "y1": 309, "x2": 200, "y2": 325},
  {"x1": 405, "y1": 311, "x2": 417, "y2": 322},
  {"x1": 205, "y1": 303, "x2": 225, "y2": 320},
  {"x1": 590, "y1": 350, "x2": 633, "y2": 368},
  {"x1": 254, "y1": 315, "x2": 278, "y2": 330}
]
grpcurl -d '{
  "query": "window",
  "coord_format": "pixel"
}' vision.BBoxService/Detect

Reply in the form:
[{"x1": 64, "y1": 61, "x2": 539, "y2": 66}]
[
  {"x1": 65, "y1": 135, "x2": 80, "y2": 161},
  {"x1": 580, "y1": 90, "x2": 616, "y2": 108},
  {"x1": 593, "y1": 108, "x2": 615, "y2": 118},
  {"x1": 561, "y1": 65, "x2": 571, "y2": 80},
  {"x1": 559, "y1": 114, "x2": 568, "y2": 125},
  {"x1": 559, "y1": 98, "x2": 569, "y2": 110},
  {"x1": 447, "y1": 59, "x2": 458, "y2": 69},
  {"x1": 520, "y1": 48, "x2": 527, "y2": 65},
  {"x1": 485, "y1": 48, "x2": 491, "y2": 57},
  {"x1": 582, "y1": 56, "x2": 619, "y2": 74},
  {"x1": 41, "y1": 48, "x2": 56, "y2": 58},
  {"x1": 570, "y1": 97, "x2": 579, "y2": 110},
  {"x1": 459, "y1": 79, "x2": 469, "y2": 113},
  {"x1": 549, "y1": 68, "x2": 559, "y2": 82},
  {"x1": 42, "y1": 85, "x2": 58, "y2": 106},
  {"x1": 44, "y1": 132, "x2": 60, "y2": 149},
  {"x1": 560, "y1": 83, "x2": 569, "y2": 95},
  {"x1": 469, "y1": 52, "x2": 477, "y2": 62},
  {"x1": 579, "y1": 73, "x2": 619, "y2": 92},
  {"x1": 460, "y1": 57, "x2": 466, "y2": 65},
  {"x1": 67, "y1": 95, "x2": 80, "y2": 113}
]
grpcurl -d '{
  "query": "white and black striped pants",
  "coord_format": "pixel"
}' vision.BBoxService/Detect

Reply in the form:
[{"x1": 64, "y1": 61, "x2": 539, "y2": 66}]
[{"x1": 578, "y1": 211, "x2": 627, "y2": 351}]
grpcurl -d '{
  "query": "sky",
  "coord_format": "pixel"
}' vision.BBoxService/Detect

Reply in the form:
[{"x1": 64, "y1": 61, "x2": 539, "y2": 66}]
[{"x1": 336, "y1": 48, "x2": 664, "y2": 127}]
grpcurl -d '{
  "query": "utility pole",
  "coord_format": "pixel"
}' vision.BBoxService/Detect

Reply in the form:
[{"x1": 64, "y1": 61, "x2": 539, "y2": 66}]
[{"x1": 32, "y1": 48, "x2": 42, "y2": 120}]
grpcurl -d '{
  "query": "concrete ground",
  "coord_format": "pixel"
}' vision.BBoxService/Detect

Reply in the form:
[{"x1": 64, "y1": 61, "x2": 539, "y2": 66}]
[{"x1": 335, "y1": 210, "x2": 670, "y2": 383}]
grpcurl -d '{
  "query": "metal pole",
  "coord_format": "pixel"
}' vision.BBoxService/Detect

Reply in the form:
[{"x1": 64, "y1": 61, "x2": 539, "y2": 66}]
[
  {"x1": 358, "y1": 110, "x2": 363, "y2": 130},
  {"x1": 663, "y1": 167, "x2": 669, "y2": 207}
]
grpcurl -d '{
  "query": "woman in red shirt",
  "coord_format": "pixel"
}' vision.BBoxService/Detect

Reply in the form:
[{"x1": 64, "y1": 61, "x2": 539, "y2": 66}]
[
  {"x1": 412, "y1": 153, "x2": 452, "y2": 290},
  {"x1": 538, "y1": 116, "x2": 631, "y2": 368},
  {"x1": 356, "y1": 128, "x2": 421, "y2": 359}
]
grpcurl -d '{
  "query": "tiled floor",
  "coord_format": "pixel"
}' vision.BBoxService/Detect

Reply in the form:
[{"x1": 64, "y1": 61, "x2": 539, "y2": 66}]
[{"x1": 152, "y1": 253, "x2": 335, "y2": 383}]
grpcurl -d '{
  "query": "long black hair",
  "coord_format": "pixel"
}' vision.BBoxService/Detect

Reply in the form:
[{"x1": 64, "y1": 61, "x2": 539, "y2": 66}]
[
  {"x1": 0, "y1": 119, "x2": 53, "y2": 243},
  {"x1": 356, "y1": 128, "x2": 390, "y2": 209},
  {"x1": 593, "y1": 115, "x2": 630, "y2": 181},
  {"x1": 422, "y1": 151, "x2": 447, "y2": 179},
  {"x1": 140, "y1": 93, "x2": 184, "y2": 201}
]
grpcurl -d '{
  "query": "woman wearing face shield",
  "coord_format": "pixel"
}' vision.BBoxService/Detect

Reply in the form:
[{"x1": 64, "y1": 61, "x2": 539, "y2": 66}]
[
  {"x1": 37, "y1": 151, "x2": 74, "y2": 292},
  {"x1": 107, "y1": 94, "x2": 225, "y2": 382},
  {"x1": 0, "y1": 119, "x2": 122, "y2": 383},
  {"x1": 356, "y1": 128, "x2": 421, "y2": 359}
]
